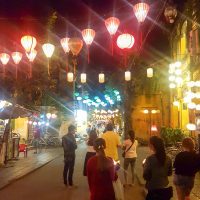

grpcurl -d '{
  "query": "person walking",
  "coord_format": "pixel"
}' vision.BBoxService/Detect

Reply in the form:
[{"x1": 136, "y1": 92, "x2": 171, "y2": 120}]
[
  {"x1": 62, "y1": 125, "x2": 77, "y2": 188},
  {"x1": 123, "y1": 130, "x2": 138, "y2": 187},
  {"x1": 87, "y1": 138, "x2": 117, "y2": 200},
  {"x1": 102, "y1": 123, "x2": 121, "y2": 161},
  {"x1": 83, "y1": 130, "x2": 98, "y2": 176},
  {"x1": 143, "y1": 136, "x2": 173, "y2": 200},
  {"x1": 173, "y1": 137, "x2": 200, "y2": 200}
]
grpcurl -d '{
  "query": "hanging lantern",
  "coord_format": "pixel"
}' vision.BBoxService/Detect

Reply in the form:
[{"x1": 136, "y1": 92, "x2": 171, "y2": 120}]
[
  {"x1": 12, "y1": 52, "x2": 22, "y2": 79},
  {"x1": 81, "y1": 73, "x2": 87, "y2": 83},
  {"x1": 99, "y1": 73, "x2": 105, "y2": 83},
  {"x1": 68, "y1": 37, "x2": 83, "y2": 56},
  {"x1": 0, "y1": 53, "x2": 10, "y2": 78},
  {"x1": 21, "y1": 35, "x2": 37, "y2": 52},
  {"x1": 147, "y1": 68, "x2": 153, "y2": 78},
  {"x1": 67, "y1": 72, "x2": 74, "y2": 82},
  {"x1": 82, "y1": 29, "x2": 95, "y2": 63},
  {"x1": 117, "y1": 34, "x2": 135, "y2": 49},
  {"x1": 60, "y1": 37, "x2": 70, "y2": 53},
  {"x1": 0, "y1": 53, "x2": 10, "y2": 65},
  {"x1": 11, "y1": 52, "x2": 22, "y2": 64},
  {"x1": 133, "y1": 2, "x2": 150, "y2": 23},
  {"x1": 105, "y1": 17, "x2": 120, "y2": 36},
  {"x1": 125, "y1": 71, "x2": 131, "y2": 81},
  {"x1": 26, "y1": 49, "x2": 37, "y2": 62},
  {"x1": 82, "y1": 28, "x2": 95, "y2": 46},
  {"x1": 42, "y1": 43, "x2": 55, "y2": 58},
  {"x1": 164, "y1": 6, "x2": 177, "y2": 24}
]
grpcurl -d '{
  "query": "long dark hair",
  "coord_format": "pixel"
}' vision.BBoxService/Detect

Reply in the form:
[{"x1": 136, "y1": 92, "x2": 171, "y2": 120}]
[
  {"x1": 87, "y1": 130, "x2": 98, "y2": 146},
  {"x1": 94, "y1": 138, "x2": 109, "y2": 171},
  {"x1": 128, "y1": 130, "x2": 135, "y2": 143},
  {"x1": 149, "y1": 136, "x2": 166, "y2": 166}
]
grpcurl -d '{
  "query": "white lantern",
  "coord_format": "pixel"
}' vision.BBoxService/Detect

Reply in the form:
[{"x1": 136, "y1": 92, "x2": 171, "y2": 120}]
[
  {"x1": 81, "y1": 73, "x2": 87, "y2": 83},
  {"x1": 67, "y1": 72, "x2": 74, "y2": 82},
  {"x1": 60, "y1": 37, "x2": 70, "y2": 53},
  {"x1": 147, "y1": 68, "x2": 153, "y2": 78},
  {"x1": 11, "y1": 52, "x2": 23, "y2": 64},
  {"x1": 169, "y1": 83, "x2": 176, "y2": 88},
  {"x1": 125, "y1": 71, "x2": 131, "y2": 81},
  {"x1": 99, "y1": 73, "x2": 105, "y2": 83},
  {"x1": 42, "y1": 43, "x2": 55, "y2": 58},
  {"x1": 186, "y1": 123, "x2": 196, "y2": 131},
  {"x1": 26, "y1": 49, "x2": 37, "y2": 62},
  {"x1": 188, "y1": 102, "x2": 196, "y2": 109}
]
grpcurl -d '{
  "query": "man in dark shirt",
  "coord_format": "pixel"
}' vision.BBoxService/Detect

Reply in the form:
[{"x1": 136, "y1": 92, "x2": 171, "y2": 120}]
[{"x1": 62, "y1": 125, "x2": 77, "y2": 188}]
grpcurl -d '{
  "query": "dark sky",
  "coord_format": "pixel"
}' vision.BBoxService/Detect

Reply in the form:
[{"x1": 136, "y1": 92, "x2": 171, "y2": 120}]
[{"x1": 0, "y1": 0, "x2": 182, "y2": 74}]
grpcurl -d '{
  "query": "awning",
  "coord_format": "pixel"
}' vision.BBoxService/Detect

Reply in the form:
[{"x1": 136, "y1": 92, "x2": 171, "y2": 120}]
[{"x1": 0, "y1": 104, "x2": 33, "y2": 119}]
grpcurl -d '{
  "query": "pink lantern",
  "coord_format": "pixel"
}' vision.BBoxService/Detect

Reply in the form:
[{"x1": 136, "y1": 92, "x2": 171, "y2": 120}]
[
  {"x1": 60, "y1": 37, "x2": 70, "y2": 53},
  {"x1": 21, "y1": 35, "x2": 37, "y2": 53},
  {"x1": 105, "y1": 17, "x2": 120, "y2": 36},
  {"x1": 11, "y1": 52, "x2": 23, "y2": 79},
  {"x1": 82, "y1": 28, "x2": 95, "y2": 46},
  {"x1": 133, "y1": 2, "x2": 150, "y2": 23},
  {"x1": 11, "y1": 52, "x2": 22, "y2": 64},
  {"x1": 117, "y1": 34, "x2": 135, "y2": 49},
  {"x1": 151, "y1": 125, "x2": 158, "y2": 132},
  {"x1": 82, "y1": 28, "x2": 95, "y2": 63}
]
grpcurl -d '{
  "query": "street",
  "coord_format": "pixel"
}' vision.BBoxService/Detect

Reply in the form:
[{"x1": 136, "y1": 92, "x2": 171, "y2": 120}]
[{"x1": 0, "y1": 144, "x2": 145, "y2": 200}]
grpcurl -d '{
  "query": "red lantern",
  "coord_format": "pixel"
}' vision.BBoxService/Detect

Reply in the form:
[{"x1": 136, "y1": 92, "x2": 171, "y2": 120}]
[
  {"x1": 68, "y1": 37, "x2": 83, "y2": 56},
  {"x1": 82, "y1": 28, "x2": 95, "y2": 63},
  {"x1": 105, "y1": 17, "x2": 120, "y2": 36},
  {"x1": 117, "y1": 34, "x2": 135, "y2": 49},
  {"x1": 133, "y1": 2, "x2": 150, "y2": 23},
  {"x1": 21, "y1": 35, "x2": 37, "y2": 53}
]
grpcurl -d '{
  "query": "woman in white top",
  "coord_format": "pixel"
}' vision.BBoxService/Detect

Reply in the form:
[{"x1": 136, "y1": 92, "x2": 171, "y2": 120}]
[
  {"x1": 83, "y1": 130, "x2": 98, "y2": 176},
  {"x1": 123, "y1": 130, "x2": 138, "y2": 186}
]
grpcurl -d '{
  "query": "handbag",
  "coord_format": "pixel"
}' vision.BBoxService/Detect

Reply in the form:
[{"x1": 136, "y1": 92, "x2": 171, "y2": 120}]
[
  {"x1": 113, "y1": 177, "x2": 124, "y2": 200},
  {"x1": 122, "y1": 142, "x2": 134, "y2": 158}
]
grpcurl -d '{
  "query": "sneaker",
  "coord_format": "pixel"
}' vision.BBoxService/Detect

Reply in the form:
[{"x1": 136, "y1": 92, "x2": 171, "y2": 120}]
[{"x1": 129, "y1": 183, "x2": 135, "y2": 187}]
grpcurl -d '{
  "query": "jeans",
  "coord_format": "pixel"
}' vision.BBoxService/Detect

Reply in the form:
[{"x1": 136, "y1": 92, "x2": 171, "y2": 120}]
[
  {"x1": 124, "y1": 157, "x2": 136, "y2": 184},
  {"x1": 63, "y1": 157, "x2": 75, "y2": 186}
]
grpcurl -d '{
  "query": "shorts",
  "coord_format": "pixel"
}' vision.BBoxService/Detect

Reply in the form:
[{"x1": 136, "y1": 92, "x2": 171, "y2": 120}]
[{"x1": 173, "y1": 174, "x2": 194, "y2": 189}]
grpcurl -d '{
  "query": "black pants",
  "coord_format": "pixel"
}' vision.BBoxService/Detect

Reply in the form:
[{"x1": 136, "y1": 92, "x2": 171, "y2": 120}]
[
  {"x1": 63, "y1": 157, "x2": 75, "y2": 186},
  {"x1": 146, "y1": 187, "x2": 173, "y2": 200}
]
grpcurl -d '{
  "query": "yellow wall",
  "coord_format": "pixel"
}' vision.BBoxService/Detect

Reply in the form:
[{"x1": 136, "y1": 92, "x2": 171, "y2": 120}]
[
  {"x1": 131, "y1": 94, "x2": 170, "y2": 140},
  {"x1": 13, "y1": 117, "x2": 28, "y2": 140}
]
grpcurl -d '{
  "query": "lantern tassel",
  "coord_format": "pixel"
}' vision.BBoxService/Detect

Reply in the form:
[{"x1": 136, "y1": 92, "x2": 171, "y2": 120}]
[
  {"x1": 48, "y1": 59, "x2": 50, "y2": 76},
  {"x1": 30, "y1": 63, "x2": 32, "y2": 79},
  {"x1": 3, "y1": 66, "x2": 5, "y2": 79},
  {"x1": 87, "y1": 45, "x2": 90, "y2": 64},
  {"x1": 111, "y1": 36, "x2": 113, "y2": 56},
  {"x1": 16, "y1": 65, "x2": 18, "y2": 80}
]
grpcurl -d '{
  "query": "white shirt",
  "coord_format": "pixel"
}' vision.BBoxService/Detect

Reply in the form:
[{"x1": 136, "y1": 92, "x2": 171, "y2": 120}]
[{"x1": 123, "y1": 139, "x2": 138, "y2": 158}]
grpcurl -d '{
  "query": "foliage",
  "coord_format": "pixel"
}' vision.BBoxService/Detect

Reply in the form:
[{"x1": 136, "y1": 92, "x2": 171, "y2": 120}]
[{"x1": 160, "y1": 127, "x2": 185, "y2": 146}]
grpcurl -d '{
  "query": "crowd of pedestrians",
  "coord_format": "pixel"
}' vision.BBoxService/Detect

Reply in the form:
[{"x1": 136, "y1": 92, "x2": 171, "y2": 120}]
[{"x1": 62, "y1": 123, "x2": 200, "y2": 200}]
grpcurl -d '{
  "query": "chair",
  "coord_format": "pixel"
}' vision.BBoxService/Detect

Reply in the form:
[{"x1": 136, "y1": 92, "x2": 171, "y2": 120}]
[{"x1": 18, "y1": 144, "x2": 28, "y2": 157}]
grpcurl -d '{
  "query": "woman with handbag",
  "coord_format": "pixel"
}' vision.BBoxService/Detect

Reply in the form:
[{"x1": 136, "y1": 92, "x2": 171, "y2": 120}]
[
  {"x1": 87, "y1": 138, "x2": 117, "y2": 200},
  {"x1": 143, "y1": 136, "x2": 173, "y2": 200},
  {"x1": 123, "y1": 130, "x2": 138, "y2": 187}
]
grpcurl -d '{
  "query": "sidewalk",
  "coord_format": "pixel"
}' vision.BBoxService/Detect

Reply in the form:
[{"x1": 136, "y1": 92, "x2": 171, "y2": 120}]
[
  {"x1": 136, "y1": 146, "x2": 200, "y2": 200},
  {"x1": 0, "y1": 148, "x2": 62, "y2": 189}
]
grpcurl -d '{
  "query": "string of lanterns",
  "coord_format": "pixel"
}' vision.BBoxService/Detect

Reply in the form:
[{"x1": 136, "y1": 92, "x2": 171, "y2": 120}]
[{"x1": 0, "y1": 2, "x2": 150, "y2": 80}]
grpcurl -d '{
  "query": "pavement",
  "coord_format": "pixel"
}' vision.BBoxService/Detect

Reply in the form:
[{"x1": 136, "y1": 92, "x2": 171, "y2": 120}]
[
  {"x1": 0, "y1": 143, "x2": 145, "y2": 200},
  {"x1": 135, "y1": 145, "x2": 200, "y2": 200},
  {"x1": 0, "y1": 148, "x2": 62, "y2": 189}
]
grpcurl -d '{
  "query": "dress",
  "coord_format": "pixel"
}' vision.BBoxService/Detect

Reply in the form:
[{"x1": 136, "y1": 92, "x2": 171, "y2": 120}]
[{"x1": 87, "y1": 156, "x2": 116, "y2": 200}]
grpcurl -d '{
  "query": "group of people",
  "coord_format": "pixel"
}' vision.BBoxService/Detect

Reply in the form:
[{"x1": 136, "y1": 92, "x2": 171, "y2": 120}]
[{"x1": 62, "y1": 123, "x2": 200, "y2": 200}]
